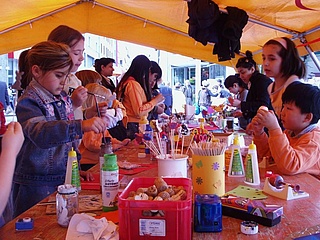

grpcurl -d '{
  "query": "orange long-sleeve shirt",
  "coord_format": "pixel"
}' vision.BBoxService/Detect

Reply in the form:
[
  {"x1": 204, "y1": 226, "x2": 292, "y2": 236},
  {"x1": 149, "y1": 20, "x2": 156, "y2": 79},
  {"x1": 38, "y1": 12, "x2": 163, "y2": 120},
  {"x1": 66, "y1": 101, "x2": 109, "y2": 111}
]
[
  {"x1": 119, "y1": 77, "x2": 157, "y2": 123},
  {"x1": 254, "y1": 125, "x2": 320, "y2": 176}
]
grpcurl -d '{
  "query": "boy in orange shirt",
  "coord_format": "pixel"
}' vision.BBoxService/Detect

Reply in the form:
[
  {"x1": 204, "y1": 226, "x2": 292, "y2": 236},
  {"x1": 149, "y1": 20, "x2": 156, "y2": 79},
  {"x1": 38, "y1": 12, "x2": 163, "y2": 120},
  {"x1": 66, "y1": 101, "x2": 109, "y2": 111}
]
[{"x1": 250, "y1": 82, "x2": 320, "y2": 176}]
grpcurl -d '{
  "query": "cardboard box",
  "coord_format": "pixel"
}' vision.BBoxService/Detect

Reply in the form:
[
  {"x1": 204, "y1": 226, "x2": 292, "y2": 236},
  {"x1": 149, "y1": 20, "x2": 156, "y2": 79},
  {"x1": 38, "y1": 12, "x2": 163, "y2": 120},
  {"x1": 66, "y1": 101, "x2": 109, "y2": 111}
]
[
  {"x1": 212, "y1": 132, "x2": 234, "y2": 147},
  {"x1": 118, "y1": 177, "x2": 192, "y2": 239},
  {"x1": 221, "y1": 196, "x2": 283, "y2": 227}
]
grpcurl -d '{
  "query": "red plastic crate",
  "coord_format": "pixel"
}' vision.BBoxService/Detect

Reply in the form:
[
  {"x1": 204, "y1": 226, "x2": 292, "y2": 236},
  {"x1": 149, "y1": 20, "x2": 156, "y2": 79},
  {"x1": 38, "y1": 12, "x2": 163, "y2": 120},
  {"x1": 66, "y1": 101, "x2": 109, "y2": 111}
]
[{"x1": 118, "y1": 177, "x2": 192, "y2": 240}]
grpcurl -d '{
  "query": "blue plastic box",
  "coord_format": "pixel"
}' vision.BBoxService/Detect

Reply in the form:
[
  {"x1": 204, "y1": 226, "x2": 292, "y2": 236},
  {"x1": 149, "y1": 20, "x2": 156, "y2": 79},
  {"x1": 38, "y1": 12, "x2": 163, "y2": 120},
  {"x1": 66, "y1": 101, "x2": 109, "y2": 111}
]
[{"x1": 194, "y1": 194, "x2": 222, "y2": 232}]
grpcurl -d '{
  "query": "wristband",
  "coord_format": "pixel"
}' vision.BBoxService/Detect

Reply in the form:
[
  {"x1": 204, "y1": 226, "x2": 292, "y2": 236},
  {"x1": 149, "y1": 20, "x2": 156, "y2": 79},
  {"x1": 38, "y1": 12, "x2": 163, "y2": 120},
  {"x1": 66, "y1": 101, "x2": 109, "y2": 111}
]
[{"x1": 241, "y1": 221, "x2": 258, "y2": 235}]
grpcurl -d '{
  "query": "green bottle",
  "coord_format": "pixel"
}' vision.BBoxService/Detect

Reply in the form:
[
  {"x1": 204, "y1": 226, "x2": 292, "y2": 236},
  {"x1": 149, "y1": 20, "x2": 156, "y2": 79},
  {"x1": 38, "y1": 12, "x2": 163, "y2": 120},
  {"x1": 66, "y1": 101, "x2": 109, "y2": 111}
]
[{"x1": 101, "y1": 154, "x2": 119, "y2": 212}]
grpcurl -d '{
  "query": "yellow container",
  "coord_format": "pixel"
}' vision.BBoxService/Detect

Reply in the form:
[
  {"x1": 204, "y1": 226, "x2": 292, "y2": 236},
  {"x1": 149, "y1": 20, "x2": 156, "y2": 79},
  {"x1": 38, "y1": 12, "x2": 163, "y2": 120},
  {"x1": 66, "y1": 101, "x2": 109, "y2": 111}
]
[{"x1": 192, "y1": 154, "x2": 225, "y2": 196}]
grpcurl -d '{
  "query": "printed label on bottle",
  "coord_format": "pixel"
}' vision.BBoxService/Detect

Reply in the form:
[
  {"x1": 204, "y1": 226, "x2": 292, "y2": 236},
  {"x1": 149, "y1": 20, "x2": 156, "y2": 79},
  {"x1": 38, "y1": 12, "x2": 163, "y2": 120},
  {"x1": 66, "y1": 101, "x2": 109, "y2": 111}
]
[{"x1": 101, "y1": 170, "x2": 119, "y2": 208}]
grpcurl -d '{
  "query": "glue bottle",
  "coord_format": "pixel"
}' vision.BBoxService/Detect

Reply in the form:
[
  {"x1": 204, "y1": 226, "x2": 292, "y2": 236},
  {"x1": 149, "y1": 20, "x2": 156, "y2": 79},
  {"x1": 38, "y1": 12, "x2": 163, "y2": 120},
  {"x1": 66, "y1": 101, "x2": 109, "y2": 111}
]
[
  {"x1": 65, "y1": 148, "x2": 81, "y2": 191},
  {"x1": 228, "y1": 136, "x2": 245, "y2": 177},
  {"x1": 244, "y1": 141, "x2": 260, "y2": 185},
  {"x1": 101, "y1": 153, "x2": 119, "y2": 212}
]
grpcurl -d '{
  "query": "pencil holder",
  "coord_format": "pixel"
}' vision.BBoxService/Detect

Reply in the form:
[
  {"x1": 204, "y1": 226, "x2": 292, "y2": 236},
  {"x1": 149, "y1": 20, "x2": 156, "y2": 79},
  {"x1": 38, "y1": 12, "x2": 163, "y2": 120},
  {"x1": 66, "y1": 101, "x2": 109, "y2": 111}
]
[
  {"x1": 192, "y1": 154, "x2": 225, "y2": 197},
  {"x1": 156, "y1": 154, "x2": 188, "y2": 178}
]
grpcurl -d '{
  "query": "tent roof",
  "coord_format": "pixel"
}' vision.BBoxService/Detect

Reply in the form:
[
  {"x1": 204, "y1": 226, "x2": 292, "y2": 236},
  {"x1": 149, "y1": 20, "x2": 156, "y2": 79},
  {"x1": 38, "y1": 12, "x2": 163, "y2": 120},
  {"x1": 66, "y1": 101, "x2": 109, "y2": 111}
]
[{"x1": 0, "y1": 0, "x2": 319, "y2": 67}]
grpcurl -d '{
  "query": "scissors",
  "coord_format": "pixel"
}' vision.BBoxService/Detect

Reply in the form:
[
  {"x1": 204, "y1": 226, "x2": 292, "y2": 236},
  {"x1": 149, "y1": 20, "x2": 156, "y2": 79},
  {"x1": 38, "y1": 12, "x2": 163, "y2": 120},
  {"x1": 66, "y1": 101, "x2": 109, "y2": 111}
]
[{"x1": 198, "y1": 134, "x2": 208, "y2": 142}]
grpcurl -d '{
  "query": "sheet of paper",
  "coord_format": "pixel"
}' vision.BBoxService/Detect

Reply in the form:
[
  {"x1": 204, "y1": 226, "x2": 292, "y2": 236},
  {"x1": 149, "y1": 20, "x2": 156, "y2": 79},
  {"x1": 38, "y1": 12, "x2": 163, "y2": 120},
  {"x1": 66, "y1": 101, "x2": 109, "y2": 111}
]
[{"x1": 226, "y1": 185, "x2": 267, "y2": 200}]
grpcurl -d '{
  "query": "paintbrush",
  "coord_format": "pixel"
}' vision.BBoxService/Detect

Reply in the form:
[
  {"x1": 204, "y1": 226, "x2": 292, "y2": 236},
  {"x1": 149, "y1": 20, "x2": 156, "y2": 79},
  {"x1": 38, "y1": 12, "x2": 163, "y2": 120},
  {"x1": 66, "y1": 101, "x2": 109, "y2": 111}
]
[
  {"x1": 68, "y1": 87, "x2": 106, "y2": 100},
  {"x1": 69, "y1": 87, "x2": 106, "y2": 144}
]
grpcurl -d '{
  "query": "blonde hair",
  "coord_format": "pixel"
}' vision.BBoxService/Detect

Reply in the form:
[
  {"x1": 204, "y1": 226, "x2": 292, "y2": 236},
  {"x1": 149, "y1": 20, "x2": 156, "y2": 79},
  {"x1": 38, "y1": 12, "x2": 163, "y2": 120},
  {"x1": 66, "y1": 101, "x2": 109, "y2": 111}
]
[
  {"x1": 75, "y1": 70, "x2": 102, "y2": 87},
  {"x1": 27, "y1": 41, "x2": 72, "y2": 75},
  {"x1": 83, "y1": 83, "x2": 112, "y2": 109}
]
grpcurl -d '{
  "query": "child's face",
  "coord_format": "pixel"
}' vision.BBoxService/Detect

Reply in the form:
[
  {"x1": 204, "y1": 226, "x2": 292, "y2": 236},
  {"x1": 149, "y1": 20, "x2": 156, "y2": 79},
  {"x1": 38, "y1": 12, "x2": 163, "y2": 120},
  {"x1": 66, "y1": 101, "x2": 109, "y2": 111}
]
[
  {"x1": 35, "y1": 66, "x2": 70, "y2": 95},
  {"x1": 228, "y1": 83, "x2": 239, "y2": 94},
  {"x1": 70, "y1": 39, "x2": 84, "y2": 73},
  {"x1": 280, "y1": 102, "x2": 309, "y2": 134},
  {"x1": 262, "y1": 44, "x2": 282, "y2": 79},
  {"x1": 149, "y1": 72, "x2": 158, "y2": 88}
]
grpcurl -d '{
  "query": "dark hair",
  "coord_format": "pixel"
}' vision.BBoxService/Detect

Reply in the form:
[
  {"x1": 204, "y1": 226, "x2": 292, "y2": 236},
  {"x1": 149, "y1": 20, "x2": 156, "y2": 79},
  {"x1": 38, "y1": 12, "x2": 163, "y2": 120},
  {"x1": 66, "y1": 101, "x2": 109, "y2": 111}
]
[
  {"x1": 94, "y1": 58, "x2": 115, "y2": 74},
  {"x1": 263, "y1": 37, "x2": 306, "y2": 79},
  {"x1": 282, "y1": 82, "x2": 320, "y2": 124},
  {"x1": 150, "y1": 61, "x2": 162, "y2": 80},
  {"x1": 224, "y1": 74, "x2": 246, "y2": 89},
  {"x1": 18, "y1": 49, "x2": 31, "y2": 90},
  {"x1": 47, "y1": 25, "x2": 84, "y2": 48},
  {"x1": 150, "y1": 61, "x2": 162, "y2": 91},
  {"x1": 116, "y1": 55, "x2": 152, "y2": 101},
  {"x1": 236, "y1": 50, "x2": 257, "y2": 70}
]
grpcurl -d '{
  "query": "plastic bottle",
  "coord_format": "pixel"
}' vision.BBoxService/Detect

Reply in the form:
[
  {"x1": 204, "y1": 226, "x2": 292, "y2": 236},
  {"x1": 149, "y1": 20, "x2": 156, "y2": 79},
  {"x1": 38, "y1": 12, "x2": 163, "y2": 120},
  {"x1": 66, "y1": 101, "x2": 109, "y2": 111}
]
[
  {"x1": 65, "y1": 148, "x2": 75, "y2": 185},
  {"x1": 244, "y1": 141, "x2": 260, "y2": 185},
  {"x1": 99, "y1": 137, "x2": 113, "y2": 187},
  {"x1": 199, "y1": 118, "x2": 205, "y2": 130},
  {"x1": 143, "y1": 124, "x2": 153, "y2": 154},
  {"x1": 139, "y1": 115, "x2": 148, "y2": 133},
  {"x1": 228, "y1": 136, "x2": 245, "y2": 177},
  {"x1": 71, "y1": 159, "x2": 81, "y2": 192},
  {"x1": 65, "y1": 148, "x2": 81, "y2": 192},
  {"x1": 101, "y1": 153, "x2": 119, "y2": 212},
  {"x1": 160, "y1": 135, "x2": 168, "y2": 156}
]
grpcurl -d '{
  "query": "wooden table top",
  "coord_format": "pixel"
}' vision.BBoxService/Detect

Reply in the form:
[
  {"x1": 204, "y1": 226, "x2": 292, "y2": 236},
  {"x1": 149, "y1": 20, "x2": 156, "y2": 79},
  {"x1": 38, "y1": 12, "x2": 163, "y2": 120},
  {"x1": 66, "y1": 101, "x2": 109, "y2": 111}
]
[{"x1": 1, "y1": 143, "x2": 320, "y2": 240}]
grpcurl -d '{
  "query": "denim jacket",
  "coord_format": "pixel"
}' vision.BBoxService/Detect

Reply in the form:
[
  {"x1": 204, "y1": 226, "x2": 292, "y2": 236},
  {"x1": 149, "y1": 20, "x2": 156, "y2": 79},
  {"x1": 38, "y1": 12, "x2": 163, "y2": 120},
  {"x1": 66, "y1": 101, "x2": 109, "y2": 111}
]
[{"x1": 14, "y1": 80, "x2": 83, "y2": 186}]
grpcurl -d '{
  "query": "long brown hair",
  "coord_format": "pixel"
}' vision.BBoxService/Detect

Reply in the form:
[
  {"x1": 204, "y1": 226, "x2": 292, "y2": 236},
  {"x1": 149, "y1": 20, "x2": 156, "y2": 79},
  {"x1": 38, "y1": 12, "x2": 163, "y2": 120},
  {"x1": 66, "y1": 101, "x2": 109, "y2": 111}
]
[{"x1": 48, "y1": 25, "x2": 84, "y2": 47}]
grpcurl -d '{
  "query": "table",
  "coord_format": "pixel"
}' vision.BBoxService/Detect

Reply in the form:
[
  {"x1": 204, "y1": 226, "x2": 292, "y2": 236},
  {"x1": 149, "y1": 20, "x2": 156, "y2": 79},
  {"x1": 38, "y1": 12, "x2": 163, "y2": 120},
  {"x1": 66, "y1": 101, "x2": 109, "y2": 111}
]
[{"x1": 1, "y1": 143, "x2": 320, "y2": 240}]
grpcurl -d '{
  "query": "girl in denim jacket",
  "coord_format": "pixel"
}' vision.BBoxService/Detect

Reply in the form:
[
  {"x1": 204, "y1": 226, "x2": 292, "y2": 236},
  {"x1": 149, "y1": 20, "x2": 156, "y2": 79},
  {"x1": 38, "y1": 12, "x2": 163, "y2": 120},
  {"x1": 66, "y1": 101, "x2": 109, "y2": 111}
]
[{"x1": 12, "y1": 41, "x2": 107, "y2": 217}]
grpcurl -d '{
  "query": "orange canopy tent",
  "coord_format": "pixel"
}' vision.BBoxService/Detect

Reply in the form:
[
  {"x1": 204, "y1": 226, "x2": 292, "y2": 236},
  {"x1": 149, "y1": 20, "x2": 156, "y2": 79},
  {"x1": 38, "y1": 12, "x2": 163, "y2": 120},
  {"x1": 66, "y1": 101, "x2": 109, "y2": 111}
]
[{"x1": 0, "y1": 0, "x2": 319, "y2": 68}]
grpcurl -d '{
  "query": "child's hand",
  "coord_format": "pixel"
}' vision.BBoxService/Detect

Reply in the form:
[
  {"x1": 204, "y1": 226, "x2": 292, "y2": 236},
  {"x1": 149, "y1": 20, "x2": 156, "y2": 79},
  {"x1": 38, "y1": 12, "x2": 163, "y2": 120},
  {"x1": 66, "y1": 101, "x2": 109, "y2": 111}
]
[
  {"x1": 228, "y1": 97, "x2": 241, "y2": 108},
  {"x1": 156, "y1": 103, "x2": 165, "y2": 114},
  {"x1": 246, "y1": 120, "x2": 264, "y2": 136},
  {"x1": 71, "y1": 86, "x2": 88, "y2": 109},
  {"x1": 233, "y1": 110, "x2": 243, "y2": 117},
  {"x1": 80, "y1": 170, "x2": 95, "y2": 181},
  {"x1": 255, "y1": 109, "x2": 280, "y2": 131},
  {"x1": 153, "y1": 93, "x2": 165, "y2": 104},
  {"x1": 82, "y1": 117, "x2": 107, "y2": 133},
  {"x1": 2, "y1": 122, "x2": 24, "y2": 155},
  {"x1": 84, "y1": 102, "x2": 109, "y2": 119}
]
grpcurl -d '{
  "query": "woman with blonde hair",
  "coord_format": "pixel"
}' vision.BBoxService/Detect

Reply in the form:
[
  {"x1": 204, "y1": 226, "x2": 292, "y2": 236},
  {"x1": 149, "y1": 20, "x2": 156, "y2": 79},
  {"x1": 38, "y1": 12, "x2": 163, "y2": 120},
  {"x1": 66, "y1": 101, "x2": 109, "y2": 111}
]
[
  {"x1": 79, "y1": 70, "x2": 128, "y2": 141},
  {"x1": 79, "y1": 83, "x2": 130, "y2": 170},
  {"x1": 75, "y1": 69, "x2": 102, "y2": 86}
]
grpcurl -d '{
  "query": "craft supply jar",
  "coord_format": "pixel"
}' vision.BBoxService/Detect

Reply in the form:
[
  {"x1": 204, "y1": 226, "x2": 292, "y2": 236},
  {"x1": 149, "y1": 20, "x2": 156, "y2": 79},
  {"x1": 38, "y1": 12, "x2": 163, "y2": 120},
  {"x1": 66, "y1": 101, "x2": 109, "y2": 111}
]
[{"x1": 56, "y1": 184, "x2": 79, "y2": 227}]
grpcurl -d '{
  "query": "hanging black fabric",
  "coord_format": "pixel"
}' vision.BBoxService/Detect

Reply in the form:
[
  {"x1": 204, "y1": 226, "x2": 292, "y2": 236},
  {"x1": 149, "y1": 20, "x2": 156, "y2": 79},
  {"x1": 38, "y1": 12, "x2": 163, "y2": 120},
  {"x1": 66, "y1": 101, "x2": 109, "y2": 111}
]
[{"x1": 186, "y1": 1, "x2": 248, "y2": 61}]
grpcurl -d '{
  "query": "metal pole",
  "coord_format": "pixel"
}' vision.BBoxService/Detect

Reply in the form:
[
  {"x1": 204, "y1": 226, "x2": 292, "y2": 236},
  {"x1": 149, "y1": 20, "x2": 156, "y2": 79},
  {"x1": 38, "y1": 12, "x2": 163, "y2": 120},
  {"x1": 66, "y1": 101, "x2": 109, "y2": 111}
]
[{"x1": 300, "y1": 37, "x2": 320, "y2": 71}]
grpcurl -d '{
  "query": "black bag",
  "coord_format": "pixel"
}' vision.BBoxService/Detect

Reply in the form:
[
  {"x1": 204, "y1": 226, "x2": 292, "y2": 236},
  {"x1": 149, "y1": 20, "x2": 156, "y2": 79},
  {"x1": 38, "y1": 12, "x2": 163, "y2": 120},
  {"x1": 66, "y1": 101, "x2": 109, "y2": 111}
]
[{"x1": 107, "y1": 120, "x2": 127, "y2": 141}]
